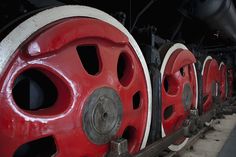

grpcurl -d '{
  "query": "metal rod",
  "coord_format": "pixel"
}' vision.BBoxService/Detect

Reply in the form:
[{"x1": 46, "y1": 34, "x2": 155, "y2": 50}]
[{"x1": 134, "y1": 128, "x2": 184, "y2": 157}]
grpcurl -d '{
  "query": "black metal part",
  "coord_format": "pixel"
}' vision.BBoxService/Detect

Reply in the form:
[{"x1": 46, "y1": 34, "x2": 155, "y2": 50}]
[
  {"x1": 220, "y1": 96, "x2": 236, "y2": 115},
  {"x1": 106, "y1": 138, "x2": 131, "y2": 157},
  {"x1": 199, "y1": 105, "x2": 216, "y2": 126},
  {"x1": 196, "y1": 57, "x2": 205, "y2": 115},
  {"x1": 27, "y1": 0, "x2": 63, "y2": 8},
  {"x1": 142, "y1": 44, "x2": 161, "y2": 67},
  {"x1": 0, "y1": 0, "x2": 64, "y2": 40},
  {"x1": 135, "y1": 26, "x2": 163, "y2": 144},
  {"x1": 170, "y1": 16, "x2": 184, "y2": 41},
  {"x1": 225, "y1": 96, "x2": 236, "y2": 105},
  {"x1": 112, "y1": 12, "x2": 127, "y2": 25},
  {"x1": 134, "y1": 128, "x2": 185, "y2": 157},
  {"x1": 130, "y1": 0, "x2": 158, "y2": 32},
  {"x1": 222, "y1": 106, "x2": 236, "y2": 115},
  {"x1": 142, "y1": 104, "x2": 221, "y2": 156},
  {"x1": 135, "y1": 26, "x2": 166, "y2": 66},
  {"x1": 0, "y1": 5, "x2": 64, "y2": 41},
  {"x1": 147, "y1": 67, "x2": 162, "y2": 144},
  {"x1": 165, "y1": 127, "x2": 210, "y2": 157},
  {"x1": 82, "y1": 87, "x2": 122, "y2": 145},
  {"x1": 193, "y1": 0, "x2": 236, "y2": 42},
  {"x1": 131, "y1": 98, "x2": 219, "y2": 157},
  {"x1": 183, "y1": 109, "x2": 199, "y2": 137}
]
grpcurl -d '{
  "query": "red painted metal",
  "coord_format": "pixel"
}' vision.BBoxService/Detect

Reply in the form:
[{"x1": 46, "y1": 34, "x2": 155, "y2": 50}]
[
  {"x1": 164, "y1": 50, "x2": 196, "y2": 75},
  {"x1": 219, "y1": 63, "x2": 226, "y2": 101},
  {"x1": 162, "y1": 49, "x2": 197, "y2": 140},
  {"x1": 0, "y1": 18, "x2": 148, "y2": 156},
  {"x1": 202, "y1": 58, "x2": 219, "y2": 113},
  {"x1": 228, "y1": 68, "x2": 234, "y2": 97}
]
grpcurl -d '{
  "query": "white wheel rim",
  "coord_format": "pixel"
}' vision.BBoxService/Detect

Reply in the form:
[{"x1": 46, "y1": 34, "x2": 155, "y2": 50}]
[
  {"x1": 201, "y1": 56, "x2": 213, "y2": 76},
  {"x1": 219, "y1": 62, "x2": 225, "y2": 70},
  {"x1": 0, "y1": 5, "x2": 152, "y2": 149}
]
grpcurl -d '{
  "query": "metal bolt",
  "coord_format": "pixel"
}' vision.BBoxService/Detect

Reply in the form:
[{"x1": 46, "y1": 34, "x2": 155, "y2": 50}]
[{"x1": 106, "y1": 138, "x2": 131, "y2": 157}]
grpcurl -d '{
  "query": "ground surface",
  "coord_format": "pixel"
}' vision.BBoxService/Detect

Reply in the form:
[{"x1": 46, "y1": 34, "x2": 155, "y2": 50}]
[{"x1": 179, "y1": 114, "x2": 236, "y2": 157}]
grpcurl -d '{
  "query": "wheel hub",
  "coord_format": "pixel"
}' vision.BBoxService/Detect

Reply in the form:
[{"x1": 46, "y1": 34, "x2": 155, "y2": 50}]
[
  {"x1": 182, "y1": 83, "x2": 193, "y2": 111},
  {"x1": 83, "y1": 87, "x2": 122, "y2": 144}
]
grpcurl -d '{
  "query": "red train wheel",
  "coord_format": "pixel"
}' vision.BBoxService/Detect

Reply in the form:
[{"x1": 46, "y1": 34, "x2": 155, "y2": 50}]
[
  {"x1": 219, "y1": 62, "x2": 227, "y2": 101},
  {"x1": 0, "y1": 6, "x2": 152, "y2": 157},
  {"x1": 201, "y1": 56, "x2": 219, "y2": 113},
  {"x1": 160, "y1": 43, "x2": 198, "y2": 151},
  {"x1": 227, "y1": 68, "x2": 234, "y2": 97}
]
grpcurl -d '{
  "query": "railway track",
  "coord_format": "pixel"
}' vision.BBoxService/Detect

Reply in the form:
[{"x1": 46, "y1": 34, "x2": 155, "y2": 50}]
[{"x1": 107, "y1": 97, "x2": 236, "y2": 157}]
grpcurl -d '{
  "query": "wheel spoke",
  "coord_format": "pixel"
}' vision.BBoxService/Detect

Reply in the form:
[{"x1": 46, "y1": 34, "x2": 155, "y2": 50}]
[
  {"x1": 162, "y1": 90, "x2": 181, "y2": 107},
  {"x1": 97, "y1": 44, "x2": 121, "y2": 78}
]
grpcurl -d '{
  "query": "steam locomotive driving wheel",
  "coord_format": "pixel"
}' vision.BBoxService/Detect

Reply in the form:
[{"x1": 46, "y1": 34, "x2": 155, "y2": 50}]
[
  {"x1": 0, "y1": 6, "x2": 152, "y2": 157},
  {"x1": 159, "y1": 43, "x2": 198, "y2": 151}
]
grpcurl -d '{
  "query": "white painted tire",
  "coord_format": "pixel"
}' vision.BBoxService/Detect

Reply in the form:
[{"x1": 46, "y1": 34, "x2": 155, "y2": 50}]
[
  {"x1": 201, "y1": 56, "x2": 213, "y2": 76},
  {"x1": 0, "y1": 5, "x2": 152, "y2": 149},
  {"x1": 160, "y1": 43, "x2": 198, "y2": 151},
  {"x1": 219, "y1": 62, "x2": 225, "y2": 70}
]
